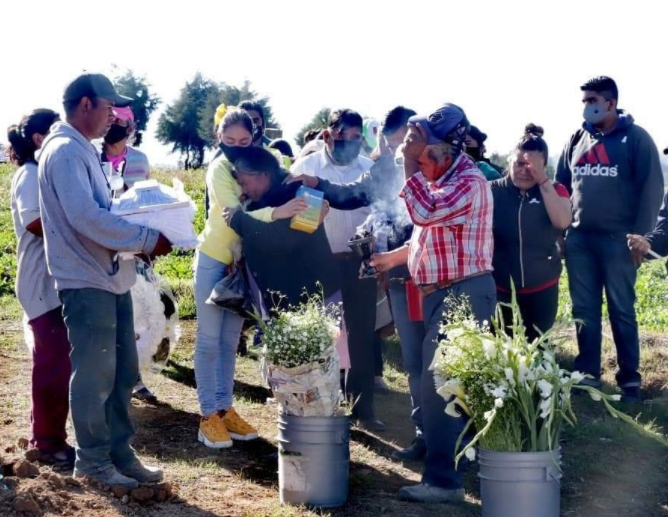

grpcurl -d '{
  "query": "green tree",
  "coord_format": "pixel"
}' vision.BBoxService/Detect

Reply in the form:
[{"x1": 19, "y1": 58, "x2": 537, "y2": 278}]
[
  {"x1": 112, "y1": 68, "x2": 161, "y2": 147},
  {"x1": 198, "y1": 80, "x2": 280, "y2": 147},
  {"x1": 488, "y1": 151, "x2": 510, "y2": 173},
  {"x1": 156, "y1": 73, "x2": 219, "y2": 169},
  {"x1": 295, "y1": 108, "x2": 331, "y2": 148}
]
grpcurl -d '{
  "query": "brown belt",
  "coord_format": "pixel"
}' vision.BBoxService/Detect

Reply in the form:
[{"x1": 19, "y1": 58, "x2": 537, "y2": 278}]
[{"x1": 417, "y1": 271, "x2": 489, "y2": 296}]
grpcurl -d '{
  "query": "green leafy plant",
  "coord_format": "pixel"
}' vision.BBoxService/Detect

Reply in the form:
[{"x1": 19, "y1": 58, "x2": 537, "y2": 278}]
[
  {"x1": 432, "y1": 287, "x2": 666, "y2": 466},
  {"x1": 254, "y1": 291, "x2": 340, "y2": 369}
]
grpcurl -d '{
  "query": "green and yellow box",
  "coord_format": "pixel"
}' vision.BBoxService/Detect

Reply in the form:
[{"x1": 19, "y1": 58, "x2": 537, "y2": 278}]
[{"x1": 290, "y1": 186, "x2": 324, "y2": 234}]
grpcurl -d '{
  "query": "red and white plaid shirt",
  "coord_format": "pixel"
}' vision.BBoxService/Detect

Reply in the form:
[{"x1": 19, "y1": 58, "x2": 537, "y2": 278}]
[{"x1": 400, "y1": 154, "x2": 494, "y2": 285}]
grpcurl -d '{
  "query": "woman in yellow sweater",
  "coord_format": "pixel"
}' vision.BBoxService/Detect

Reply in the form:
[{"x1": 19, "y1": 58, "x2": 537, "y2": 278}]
[{"x1": 195, "y1": 109, "x2": 306, "y2": 448}]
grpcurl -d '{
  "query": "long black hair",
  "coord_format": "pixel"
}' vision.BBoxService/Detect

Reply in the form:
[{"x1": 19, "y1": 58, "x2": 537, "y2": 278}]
[{"x1": 7, "y1": 109, "x2": 60, "y2": 166}]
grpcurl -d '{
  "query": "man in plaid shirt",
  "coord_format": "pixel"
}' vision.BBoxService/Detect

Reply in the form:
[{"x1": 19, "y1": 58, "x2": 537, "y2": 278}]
[{"x1": 371, "y1": 104, "x2": 495, "y2": 504}]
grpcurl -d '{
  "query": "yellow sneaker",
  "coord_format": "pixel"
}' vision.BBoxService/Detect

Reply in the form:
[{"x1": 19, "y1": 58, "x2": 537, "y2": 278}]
[
  {"x1": 221, "y1": 408, "x2": 258, "y2": 441},
  {"x1": 198, "y1": 413, "x2": 233, "y2": 449}
]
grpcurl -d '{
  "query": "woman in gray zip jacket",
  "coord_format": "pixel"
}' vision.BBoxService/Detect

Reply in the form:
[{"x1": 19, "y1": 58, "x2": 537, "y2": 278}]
[{"x1": 490, "y1": 124, "x2": 572, "y2": 341}]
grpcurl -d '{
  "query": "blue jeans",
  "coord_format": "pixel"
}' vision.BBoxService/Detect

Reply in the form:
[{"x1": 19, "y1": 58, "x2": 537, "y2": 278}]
[
  {"x1": 389, "y1": 281, "x2": 426, "y2": 439},
  {"x1": 565, "y1": 230, "x2": 640, "y2": 388},
  {"x1": 59, "y1": 289, "x2": 138, "y2": 475},
  {"x1": 194, "y1": 251, "x2": 244, "y2": 416},
  {"x1": 421, "y1": 273, "x2": 496, "y2": 490}
]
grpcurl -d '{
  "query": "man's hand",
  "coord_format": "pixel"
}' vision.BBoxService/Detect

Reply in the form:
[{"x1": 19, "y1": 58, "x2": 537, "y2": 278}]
[
  {"x1": 369, "y1": 251, "x2": 396, "y2": 273},
  {"x1": 369, "y1": 246, "x2": 410, "y2": 273},
  {"x1": 627, "y1": 234, "x2": 650, "y2": 266},
  {"x1": 150, "y1": 233, "x2": 173, "y2": 259},
  {"x1": 283, "y1": 174, "x2": 319, "y2": 189},
  {"x1": 222, "y1": 206, "x2": 242, "y2": 226},
  {"x1": 403, "y1": 123, "x2": 428, "y2": 163},
  {"x1": 272, "y1": 197, "x2": 309, "y2": 220}
]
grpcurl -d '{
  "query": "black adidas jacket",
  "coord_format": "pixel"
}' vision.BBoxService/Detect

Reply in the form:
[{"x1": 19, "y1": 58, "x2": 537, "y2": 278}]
[
  {"x1": 556, "y1": 112, "x2": 664, "y2": 235},
  {"x1": 490, "y1": 177, "x2": 563, "y2": 291}
]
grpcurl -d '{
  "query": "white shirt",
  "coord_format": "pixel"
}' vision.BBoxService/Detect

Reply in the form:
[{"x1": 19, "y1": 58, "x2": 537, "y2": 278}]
[
  {"x1": 291, "y1": 147, "x2": 373, "y2": 254},
  {"x1": 10, "y1": 162, "x2": 60, "y2": 320}
]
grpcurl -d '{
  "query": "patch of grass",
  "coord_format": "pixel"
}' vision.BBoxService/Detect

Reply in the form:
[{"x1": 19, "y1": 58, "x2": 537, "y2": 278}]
[
  {"x1": 0, "y1": 294, "x2": 21, "y2": 321},
  {"x1": 166, "y1": 277, "x2": 196, "y2": 320}
]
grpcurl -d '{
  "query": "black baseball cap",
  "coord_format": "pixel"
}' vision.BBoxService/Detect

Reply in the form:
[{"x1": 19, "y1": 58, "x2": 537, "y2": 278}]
[{"x1": 63, "y1": 73, "x2": 133, "y2": 107}]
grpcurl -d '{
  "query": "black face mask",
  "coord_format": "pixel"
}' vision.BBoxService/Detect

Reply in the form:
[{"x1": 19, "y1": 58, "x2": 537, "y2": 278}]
[
  {"x1": 104, "y1": 124, "x2": 129, "y2": 145},
  {"x1": 219, "y1": 142, "x2": 245, "y2": 163},
  {"x1": 465, "y1": 146, "x2": 482, "y2": 162},
  {"x1": 331, "y1": 139, "x2": 362, "y2": 165}
]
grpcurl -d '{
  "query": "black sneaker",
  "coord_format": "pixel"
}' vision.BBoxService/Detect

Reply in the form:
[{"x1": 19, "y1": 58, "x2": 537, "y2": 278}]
[
  {"x1": 620, "y1": 386, "x2": 642, "y2": 404},
  {"x1": 133, "y1": 386, "x2": 158, "y2": 404},
  {"x1": 392, "y1": 438, "x2": 426, "y2": 461}
]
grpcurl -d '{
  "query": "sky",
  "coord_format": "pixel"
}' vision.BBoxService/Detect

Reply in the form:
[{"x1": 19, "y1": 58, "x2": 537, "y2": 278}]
[{"x1": 1, "y1": 0, "x2": 667, "y2": 167}]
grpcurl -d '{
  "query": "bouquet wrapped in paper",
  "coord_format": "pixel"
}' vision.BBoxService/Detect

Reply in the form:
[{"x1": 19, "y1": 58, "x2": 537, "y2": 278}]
[{"x1": 256, "y1": 291, "x2": 343, "y2": 417}]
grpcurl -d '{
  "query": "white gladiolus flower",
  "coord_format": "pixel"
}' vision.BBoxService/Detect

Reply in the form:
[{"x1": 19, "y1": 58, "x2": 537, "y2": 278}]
[
  {"x1": 537, "y1": 379, "x2": 554, "y2": 399},
  {"x1": 445, "y1": 397, "x2": 470, "y2": 418},
  {"x1": 539, "y1": 398, "x2": 552, "y2": 419},
  {"x1": 589, "y1": 392, "x2": 602, "y2": 402},
  {"x1": 465, "y1": 447, "x2": 477, "y2": 461},
  {"x1": 570, "y1": 371, "x2": 585, "y2": 383},
  {"x1": 504, "y1": 368, "x2": 516, "y2": 387},
  {"x1": 518, "y1": 360, "x2": 530, "y2": 385},
  {"x1": 437, "y1": 379, "x2": 466, "y2": 400},
  {"x1": 491, "y1": 386, "x2": 507, "y2": 399},
  {"x1": 494, "y1": 398, "x2": 504, "y2": 408},
  {"x1": 543, "y1": 351, "x2": 555, "y2": 363}
]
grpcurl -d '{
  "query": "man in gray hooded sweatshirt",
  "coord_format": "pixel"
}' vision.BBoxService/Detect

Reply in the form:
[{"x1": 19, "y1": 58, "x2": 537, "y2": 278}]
[
  {"x1": 39, "y1": 73, "x2": 173, "y2": 488},
  {"x1": 556, "y1": 76, "x2": 664, "y2": 403}
]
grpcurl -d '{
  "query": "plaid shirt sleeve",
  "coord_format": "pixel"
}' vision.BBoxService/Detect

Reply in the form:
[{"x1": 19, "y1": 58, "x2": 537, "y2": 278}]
[{"x1": 400, "y1": 171, "x2": 479, "y2": 227}]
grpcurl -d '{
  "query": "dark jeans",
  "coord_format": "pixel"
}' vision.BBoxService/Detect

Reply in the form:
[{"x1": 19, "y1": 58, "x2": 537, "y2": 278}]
[
  {"x1": 336, "y1": 254, "x2": 377, "y2": 419},
  {"x1": 28, "y1": 307, "x2": 71, "y2": 453},
  {"x1": 60, "y1": 289, "x2": 139, "y2": 474},
  {"x1": 389, "y1": 282, "x2": 426, "y2": 439},
  {"x1": 565, "y1": 230, "x2": 640, "y2": 388},
  {"x1": 421, "y1": 273, "x2": 496, "y2": 490},
  {"x1": 373, "y1": 333, "x2": 385, "y2": 377},
  {"x1": 498, "y1": 283, "x2": 559, "y2": 343}
]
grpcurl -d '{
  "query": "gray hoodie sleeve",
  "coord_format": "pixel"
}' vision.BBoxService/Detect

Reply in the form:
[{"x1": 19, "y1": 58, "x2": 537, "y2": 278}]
[
  {"x1": 50, "y1": 153, "x2": 159, "y2": 254},
  {"x1": 555, "y1": 129, "x2": 584, "y2": 196},
  {"x1": 632, "y1": 128, "x2": 664, "y2": 235}
]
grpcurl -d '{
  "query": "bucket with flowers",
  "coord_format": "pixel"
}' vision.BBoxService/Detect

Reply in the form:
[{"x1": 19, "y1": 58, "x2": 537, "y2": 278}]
[
  {"x1": 432, "y1": 290, "x2": 665, "y2": 517},
  {"x1": 255, "y1": 291, "x2": 349, "y2": 508}
]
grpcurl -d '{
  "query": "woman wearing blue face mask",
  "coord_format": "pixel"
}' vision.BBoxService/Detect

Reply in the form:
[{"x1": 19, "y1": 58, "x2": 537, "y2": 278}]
[{"x1": 194, "y1": 109, "x2": 307, "y2": 449}]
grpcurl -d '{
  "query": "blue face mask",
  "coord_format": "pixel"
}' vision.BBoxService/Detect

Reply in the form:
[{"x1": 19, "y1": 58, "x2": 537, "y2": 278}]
[{"x1": 583, "y1": 102, "x2": 610, "y2": 126}]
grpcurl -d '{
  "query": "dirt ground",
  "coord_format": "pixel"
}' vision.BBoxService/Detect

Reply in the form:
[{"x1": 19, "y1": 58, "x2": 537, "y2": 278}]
[{"x1": 1, "y1": 319, "x2": 668, "y2": 517}]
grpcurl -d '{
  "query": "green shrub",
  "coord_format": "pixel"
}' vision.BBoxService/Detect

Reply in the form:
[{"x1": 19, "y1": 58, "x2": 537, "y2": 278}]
[
  {"x1": 166, "y1": 277, "x2": 196, "y2": 320},
  {"x1": 558, "y1": 260, "x2": 668, "y2": 332},
  {"x1": 0, "y1": 164, "x2": 17, "y2": 297}
]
